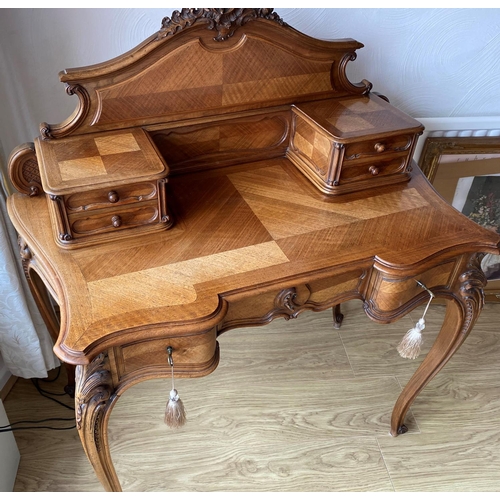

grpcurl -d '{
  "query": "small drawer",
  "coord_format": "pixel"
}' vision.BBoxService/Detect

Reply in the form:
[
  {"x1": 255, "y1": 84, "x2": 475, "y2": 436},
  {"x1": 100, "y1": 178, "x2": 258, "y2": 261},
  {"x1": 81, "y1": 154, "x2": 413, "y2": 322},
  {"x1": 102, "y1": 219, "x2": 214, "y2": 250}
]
[
  {"x1": 339, "y1": 155, "x2": 407, "y2": 183},
  {"x1": 64, "y1": 181, "x2": 158, "y2": 212},
  {"x1": 343, "y1": 134, "x2": 414, "y2": 162},
  {"x1": 69, "y1": 201, "x2": 159, "y2": 238},
  {"x1": 114, "y1": 328, "x2": 218, "y2": 379}
]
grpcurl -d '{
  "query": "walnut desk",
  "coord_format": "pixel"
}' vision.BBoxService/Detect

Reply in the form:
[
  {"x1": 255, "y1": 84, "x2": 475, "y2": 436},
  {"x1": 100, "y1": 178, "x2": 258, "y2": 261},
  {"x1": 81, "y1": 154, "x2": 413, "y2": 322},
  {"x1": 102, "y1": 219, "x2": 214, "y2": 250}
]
[{"x1": 6, "y1": 9, "x2": 500, "y2": 492}]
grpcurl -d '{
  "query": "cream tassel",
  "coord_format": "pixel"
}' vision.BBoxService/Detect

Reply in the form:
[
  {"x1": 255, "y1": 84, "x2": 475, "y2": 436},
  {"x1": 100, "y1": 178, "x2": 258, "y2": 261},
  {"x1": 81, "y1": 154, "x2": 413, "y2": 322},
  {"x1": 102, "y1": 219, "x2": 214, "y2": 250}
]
[
  {"x1": 397, "y1": 281, "x2": 434, "y2": 360},
  {"x1": 164, "y1": 346, "x2": 187, "y2": 428}
]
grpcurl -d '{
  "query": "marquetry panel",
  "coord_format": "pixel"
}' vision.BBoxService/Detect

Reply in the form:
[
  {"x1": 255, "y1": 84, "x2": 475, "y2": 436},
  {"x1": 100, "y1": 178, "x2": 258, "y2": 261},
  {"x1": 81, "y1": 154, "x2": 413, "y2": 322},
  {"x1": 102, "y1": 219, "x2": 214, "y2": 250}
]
[
  {"x1": 227, "y1": 164, "x2": 429, "y2": 241},
  {"x1": 36, "y1": 129, "x2": 167, "y2": 194},
  {"x1": 148, "y1": 111, "x2": 291, "y2": 174},
  {"x1": 93, "y1": 35, "x2": 335, "y2": 128},
  {"x1": 87, "y1": 241, "x2": 289, "y2": 321}
]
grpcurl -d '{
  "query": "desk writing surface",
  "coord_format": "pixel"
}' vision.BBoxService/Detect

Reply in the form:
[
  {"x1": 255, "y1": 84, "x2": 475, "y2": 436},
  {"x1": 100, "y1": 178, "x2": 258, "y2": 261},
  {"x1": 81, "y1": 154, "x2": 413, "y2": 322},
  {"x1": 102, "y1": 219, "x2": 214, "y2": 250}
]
[{"x1": 8, "y1": 157, "x2": 498, "y2": 364}]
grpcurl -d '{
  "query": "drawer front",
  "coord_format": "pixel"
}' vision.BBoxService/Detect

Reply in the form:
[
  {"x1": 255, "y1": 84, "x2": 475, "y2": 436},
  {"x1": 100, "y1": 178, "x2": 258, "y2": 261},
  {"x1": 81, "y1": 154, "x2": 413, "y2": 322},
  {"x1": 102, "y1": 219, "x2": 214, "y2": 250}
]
[
  {"x1": 113, "y1": 328, "x2": 218, "y2": 380},
  {"x1": 339, "y1": 155, "x2": 407, "y2": 183},
  {"x1": 220, "y1": 269, "x2": 368, "y2": 333},
  {"x1": 365, "y1": 260, "x2": 458, "y2": 319},
  {"x1": 343, "y1": 134, "x2": 414, "y2": 162},
  {"x1": 69, "y1": 201, "x2": 159, "y2": 238},
  {"x1": 64, "y1": 181, "x2": 158, "y2": 212}
]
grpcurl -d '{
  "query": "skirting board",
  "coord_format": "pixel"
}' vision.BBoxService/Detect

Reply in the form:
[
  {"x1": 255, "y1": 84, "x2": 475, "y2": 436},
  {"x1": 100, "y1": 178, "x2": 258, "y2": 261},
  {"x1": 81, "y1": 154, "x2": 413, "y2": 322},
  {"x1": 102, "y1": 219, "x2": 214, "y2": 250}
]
[{"x1": 0, "y1": 376, "x2": 18, "y2": 401}]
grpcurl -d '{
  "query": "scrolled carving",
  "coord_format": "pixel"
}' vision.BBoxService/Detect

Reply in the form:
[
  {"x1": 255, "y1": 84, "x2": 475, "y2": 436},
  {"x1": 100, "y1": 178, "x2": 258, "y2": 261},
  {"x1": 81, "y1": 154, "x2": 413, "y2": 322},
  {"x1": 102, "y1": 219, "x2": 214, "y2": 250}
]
[
  {"x1": 17, "y1": 236, "x2": 33, "y2": 280},
  {"x1": 156, "y1": 8, "x2": 286, "y2": 42},
  {"x1": 75, "y1": 353, "x2": 113, "y2": 452},
  {"x1": 336, "y1": 52, "x2": 372, "y2": 95},
  {"x1": 40, "y1": 84, "x2": 90, "y2": 140},
  {"x1": 274, "y1": 287, "x2": 303, "y2": 320},
  {"x1": 458, "y1": 253, "x2": 488, "y2": 336},
  {"x1": 7, "y1": 143, "x2": 44, "y2": 196}
]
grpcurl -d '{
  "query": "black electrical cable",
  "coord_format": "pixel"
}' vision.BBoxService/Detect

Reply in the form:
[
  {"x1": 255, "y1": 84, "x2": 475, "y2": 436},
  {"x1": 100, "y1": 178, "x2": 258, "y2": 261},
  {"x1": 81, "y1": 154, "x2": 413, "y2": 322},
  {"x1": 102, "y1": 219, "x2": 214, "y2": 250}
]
[{"x1": 2, "y1": 366, "x2": 76, "y2": 433}]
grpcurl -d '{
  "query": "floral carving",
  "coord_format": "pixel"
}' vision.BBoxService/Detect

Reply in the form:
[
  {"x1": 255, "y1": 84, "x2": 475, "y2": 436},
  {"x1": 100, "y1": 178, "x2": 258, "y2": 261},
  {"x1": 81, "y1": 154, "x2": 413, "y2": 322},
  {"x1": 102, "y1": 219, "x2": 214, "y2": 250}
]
[
  {"x1": 75, "y1": 353, "x2": 113, "y2": 452},
  {"x1": 156, "y1": 8, "x2": 285, "y2": 42},
  {"x1": 458, "y1": 253, "x2": 488, "y2": 336},
  {"x1": 274, "y1": 287, "x2": 302, "y2": 320}
]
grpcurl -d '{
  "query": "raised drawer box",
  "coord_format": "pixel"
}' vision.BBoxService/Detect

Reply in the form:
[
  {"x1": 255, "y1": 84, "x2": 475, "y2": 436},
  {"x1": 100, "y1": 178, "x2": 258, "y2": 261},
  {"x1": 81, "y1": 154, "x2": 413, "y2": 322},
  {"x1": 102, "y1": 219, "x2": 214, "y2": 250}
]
[
  {"x1": 287, "y1": 94, "x2": 424, "y2": 195},
  {"x1": 35, "y1": 128, "x2": 172, "y2": 248}
]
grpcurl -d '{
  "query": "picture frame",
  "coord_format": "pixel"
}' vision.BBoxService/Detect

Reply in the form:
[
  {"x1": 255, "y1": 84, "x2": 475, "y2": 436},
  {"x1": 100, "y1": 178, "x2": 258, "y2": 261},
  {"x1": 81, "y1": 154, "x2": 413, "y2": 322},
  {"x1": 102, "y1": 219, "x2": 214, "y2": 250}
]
[{"x1": 418, "y1": 136, "x2": 500, "y2": 302}]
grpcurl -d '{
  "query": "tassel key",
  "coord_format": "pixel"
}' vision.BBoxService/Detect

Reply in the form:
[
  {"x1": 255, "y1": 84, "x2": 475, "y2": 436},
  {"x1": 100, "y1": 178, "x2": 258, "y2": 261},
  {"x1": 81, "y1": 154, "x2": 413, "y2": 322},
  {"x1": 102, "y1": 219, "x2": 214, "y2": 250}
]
[
  {"x1": 164, "y1": 346, "x2": 187, "y2": 428},
  {"x1": 165, "y1": 388, "x2": 186, "y2": 428},
  {"x1": 397, "y1": 318, "x2": 425, "y2": 359},
  {"x1": 397, "y1": 281, "x2": 434, "y2": 360}
]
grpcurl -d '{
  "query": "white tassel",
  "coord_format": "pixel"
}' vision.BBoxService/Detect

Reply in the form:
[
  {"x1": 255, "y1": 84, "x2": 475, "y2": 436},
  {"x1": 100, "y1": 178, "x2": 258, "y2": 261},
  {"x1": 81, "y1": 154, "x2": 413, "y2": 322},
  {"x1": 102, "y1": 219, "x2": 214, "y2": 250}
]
[
  {"x1": 397, "y1": 318, "x2": 425, "y2": 359},
  {"x1": 165, "y1": 389, "x2": 186, "y2": 428},
  {"x1": 164, "y1": 347, "x2": 187, "y2": 428},
  {"x1": 397, "y1": 281, "x2": 434, "y2": 360}
]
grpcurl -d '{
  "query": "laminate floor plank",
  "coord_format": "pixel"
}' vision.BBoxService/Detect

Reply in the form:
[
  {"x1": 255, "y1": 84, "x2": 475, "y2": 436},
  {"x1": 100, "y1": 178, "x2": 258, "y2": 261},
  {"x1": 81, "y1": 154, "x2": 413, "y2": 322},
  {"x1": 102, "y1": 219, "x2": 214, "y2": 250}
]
[
  {"x1": 3, "y1": 302, "x2": 500, "y2": 491},
  {"x1": 377, "y1": 428, "x2": 500, "y2": 491}
]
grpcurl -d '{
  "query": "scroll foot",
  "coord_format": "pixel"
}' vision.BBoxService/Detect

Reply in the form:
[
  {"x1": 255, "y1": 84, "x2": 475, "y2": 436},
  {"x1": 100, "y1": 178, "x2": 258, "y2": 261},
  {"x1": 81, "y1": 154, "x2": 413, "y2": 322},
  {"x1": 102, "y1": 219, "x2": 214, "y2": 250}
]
[
  {"x1": 397, "y1": 424, "x2": 408, "y2": 435},
  {"x1": 332, "y1": 304, "x2": 344, "y2": 329}
]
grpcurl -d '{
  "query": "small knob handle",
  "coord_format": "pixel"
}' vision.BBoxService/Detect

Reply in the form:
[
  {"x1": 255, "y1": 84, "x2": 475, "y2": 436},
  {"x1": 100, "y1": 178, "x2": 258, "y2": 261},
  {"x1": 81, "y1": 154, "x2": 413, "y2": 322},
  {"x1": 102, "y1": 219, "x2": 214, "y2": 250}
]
[
  {"x1": 108, "y1": 190, "x2": 119, "y2": 203},
  {"x1": 111, "y1": 215, "x2": 122, "y2": 228},
  {"x1": 374, "y1": 143, "x2": 386, "y2": 153},
  {"x1": 369, "y1": 166, "x2": 379, "y2": 176}
]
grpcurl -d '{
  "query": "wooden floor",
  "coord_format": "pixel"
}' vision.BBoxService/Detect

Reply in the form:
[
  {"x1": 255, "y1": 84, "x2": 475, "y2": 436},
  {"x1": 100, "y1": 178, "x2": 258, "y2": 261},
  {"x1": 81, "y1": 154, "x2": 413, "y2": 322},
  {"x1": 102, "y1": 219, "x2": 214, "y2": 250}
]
[{"x1": 4, "y1": 300, "x2": 500, "y2": 492}]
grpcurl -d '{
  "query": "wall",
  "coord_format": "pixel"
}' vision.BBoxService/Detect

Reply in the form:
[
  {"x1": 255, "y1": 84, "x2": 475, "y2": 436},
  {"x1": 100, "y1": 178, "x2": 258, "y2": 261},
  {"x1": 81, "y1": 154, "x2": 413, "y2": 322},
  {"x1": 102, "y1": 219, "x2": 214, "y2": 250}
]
[
  {"x1": 0, "y1": 353, "x2": 12, "y2": 393},
  {"x1": 0, "y1": 399, "x2": 20, "y2": 491},
  {"x1": 0, "y1": 8, "x2": 500, "y2": 162}
]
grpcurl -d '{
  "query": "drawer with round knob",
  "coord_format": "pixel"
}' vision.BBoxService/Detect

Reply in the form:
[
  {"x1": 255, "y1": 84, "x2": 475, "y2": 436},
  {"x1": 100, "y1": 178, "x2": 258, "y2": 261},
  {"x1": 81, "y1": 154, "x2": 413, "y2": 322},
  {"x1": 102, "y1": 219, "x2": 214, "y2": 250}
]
[
  {"x1": 68, "y1": 201, "x2": 161, "y2": 238},
  {"x1": 343, "y1": 134, "x2": 414, "y2": 163},
  {"x1": 64, "y1": 181, "x2": 158, "y2": 213},
  {"x1": 339, "y1": 155, "x2": 408, "y2": 183}
]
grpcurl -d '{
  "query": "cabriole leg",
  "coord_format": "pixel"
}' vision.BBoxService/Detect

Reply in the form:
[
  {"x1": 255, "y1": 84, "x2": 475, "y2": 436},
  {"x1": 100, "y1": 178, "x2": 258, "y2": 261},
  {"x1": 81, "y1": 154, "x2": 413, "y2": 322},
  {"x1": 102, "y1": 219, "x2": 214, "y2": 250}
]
[
  {"x1": 75, "y1": 352, "x2": 121, "y2": 491},
  {"x1": 390, "y1": 257, "x2": 486, "y2": 436}
]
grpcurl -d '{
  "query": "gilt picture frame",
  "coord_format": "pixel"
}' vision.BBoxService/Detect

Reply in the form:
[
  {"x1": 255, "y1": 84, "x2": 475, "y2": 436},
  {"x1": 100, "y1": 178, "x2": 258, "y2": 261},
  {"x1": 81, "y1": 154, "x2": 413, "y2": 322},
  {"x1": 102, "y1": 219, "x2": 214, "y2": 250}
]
[{"x1": 418, "y1": 136, "x2": 500, "y2": 302}]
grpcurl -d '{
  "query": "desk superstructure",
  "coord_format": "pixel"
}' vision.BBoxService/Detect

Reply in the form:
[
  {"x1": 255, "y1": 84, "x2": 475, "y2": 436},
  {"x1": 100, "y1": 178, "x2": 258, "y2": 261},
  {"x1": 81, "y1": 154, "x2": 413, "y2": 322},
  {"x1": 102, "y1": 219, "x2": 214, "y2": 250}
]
[{"x1": 7, "y1": 9, "x2": 500, "y2": 491}]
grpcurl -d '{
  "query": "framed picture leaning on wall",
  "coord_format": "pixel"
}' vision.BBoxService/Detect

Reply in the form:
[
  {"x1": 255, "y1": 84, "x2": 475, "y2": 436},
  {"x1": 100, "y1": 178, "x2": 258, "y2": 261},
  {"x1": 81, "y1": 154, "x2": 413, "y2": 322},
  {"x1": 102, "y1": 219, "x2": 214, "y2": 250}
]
[{"x1": 419, "y1": 136, "x2": 500, "y2": 301}]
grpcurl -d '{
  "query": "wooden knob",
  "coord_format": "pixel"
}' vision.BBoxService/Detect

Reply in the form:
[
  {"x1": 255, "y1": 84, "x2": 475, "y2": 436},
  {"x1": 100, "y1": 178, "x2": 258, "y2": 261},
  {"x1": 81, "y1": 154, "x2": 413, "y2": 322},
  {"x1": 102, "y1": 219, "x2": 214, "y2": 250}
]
[
  {"x1": 111, "y1": 215, "x2": 122, "y2": 228},
  {"x1": 108, "y1": 190, "x2": 119, "y2": 203},
  {"x1": 374, "y1": 143, "x2": 386, "y2": 153},
  {"x1": 369, "y1": 166, "x2": 379, "y2": 176}
]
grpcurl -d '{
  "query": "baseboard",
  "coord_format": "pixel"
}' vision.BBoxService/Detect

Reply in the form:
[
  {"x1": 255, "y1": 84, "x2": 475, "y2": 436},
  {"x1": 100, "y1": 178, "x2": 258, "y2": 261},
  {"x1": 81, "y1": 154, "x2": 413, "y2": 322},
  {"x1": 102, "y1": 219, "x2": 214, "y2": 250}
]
[{"x1": 0, "y1": 375, "x2": 18, "y2": 401}]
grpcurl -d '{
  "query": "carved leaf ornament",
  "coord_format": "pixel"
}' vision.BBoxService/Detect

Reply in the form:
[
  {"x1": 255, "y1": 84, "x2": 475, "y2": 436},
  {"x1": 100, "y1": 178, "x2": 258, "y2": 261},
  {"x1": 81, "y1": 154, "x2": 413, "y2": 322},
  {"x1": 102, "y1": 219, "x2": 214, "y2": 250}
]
[{"x1": 156, "y1": 8, "x2": 286, "y2": 42}]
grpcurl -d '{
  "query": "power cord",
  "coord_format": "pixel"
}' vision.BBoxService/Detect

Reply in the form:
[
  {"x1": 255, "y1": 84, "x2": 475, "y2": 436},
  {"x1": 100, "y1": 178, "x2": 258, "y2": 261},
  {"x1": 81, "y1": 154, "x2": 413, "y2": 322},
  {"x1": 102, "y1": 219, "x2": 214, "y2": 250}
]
[{"x1": 0, "y1": 366, "x2": 76, "y2": 433}]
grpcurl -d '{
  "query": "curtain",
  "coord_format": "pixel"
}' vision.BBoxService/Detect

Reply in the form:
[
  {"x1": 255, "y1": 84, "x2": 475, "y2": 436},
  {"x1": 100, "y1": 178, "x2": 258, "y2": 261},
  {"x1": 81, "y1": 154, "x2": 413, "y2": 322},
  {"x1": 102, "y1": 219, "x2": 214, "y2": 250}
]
[{"x1": 0, "y1": 142, "x2": 59, "y2": 379}]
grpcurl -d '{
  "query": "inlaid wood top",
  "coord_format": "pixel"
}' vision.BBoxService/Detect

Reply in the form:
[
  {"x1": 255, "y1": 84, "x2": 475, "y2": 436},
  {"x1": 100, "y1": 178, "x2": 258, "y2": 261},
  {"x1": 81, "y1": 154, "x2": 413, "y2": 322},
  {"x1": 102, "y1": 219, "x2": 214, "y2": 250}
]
[
  {"x1": 8, "y1": 158, "x2": 499, "y2": 364},
  {"x1": 294, "y1": 95, "x2": 423, "y2": 141},
  {"x1": 35, "y1": 128, "x2": 168, "y2": 194}
]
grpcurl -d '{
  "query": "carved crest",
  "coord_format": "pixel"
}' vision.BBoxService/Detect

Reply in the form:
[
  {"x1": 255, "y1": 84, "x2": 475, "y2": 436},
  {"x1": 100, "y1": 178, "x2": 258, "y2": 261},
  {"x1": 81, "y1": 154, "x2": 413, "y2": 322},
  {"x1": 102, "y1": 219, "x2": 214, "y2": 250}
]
[{"x1": 156, "y1": 8, "x2": 285, "y2": 42}]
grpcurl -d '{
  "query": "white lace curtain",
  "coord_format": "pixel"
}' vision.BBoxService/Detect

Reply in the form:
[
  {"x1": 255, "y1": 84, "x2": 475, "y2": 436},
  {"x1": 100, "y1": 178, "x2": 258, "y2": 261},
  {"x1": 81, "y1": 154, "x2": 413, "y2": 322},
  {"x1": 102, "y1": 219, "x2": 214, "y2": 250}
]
[{"x1": 0, "y1": 148, "x2": 59, "y2": 379}]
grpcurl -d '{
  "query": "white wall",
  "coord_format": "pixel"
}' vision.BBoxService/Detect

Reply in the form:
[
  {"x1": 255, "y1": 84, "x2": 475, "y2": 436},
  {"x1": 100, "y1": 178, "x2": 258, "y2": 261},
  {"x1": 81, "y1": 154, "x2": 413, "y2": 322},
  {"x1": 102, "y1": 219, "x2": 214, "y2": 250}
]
[
  {"x1": 1, "y1": 8, "x2": 500, "y2": 161},
  {"x1": 0, "y1": 399, "x2": 20, "y2": 492},
  {"x1": 0, "y1": 353, "x2": 12, "y2": 393}
]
